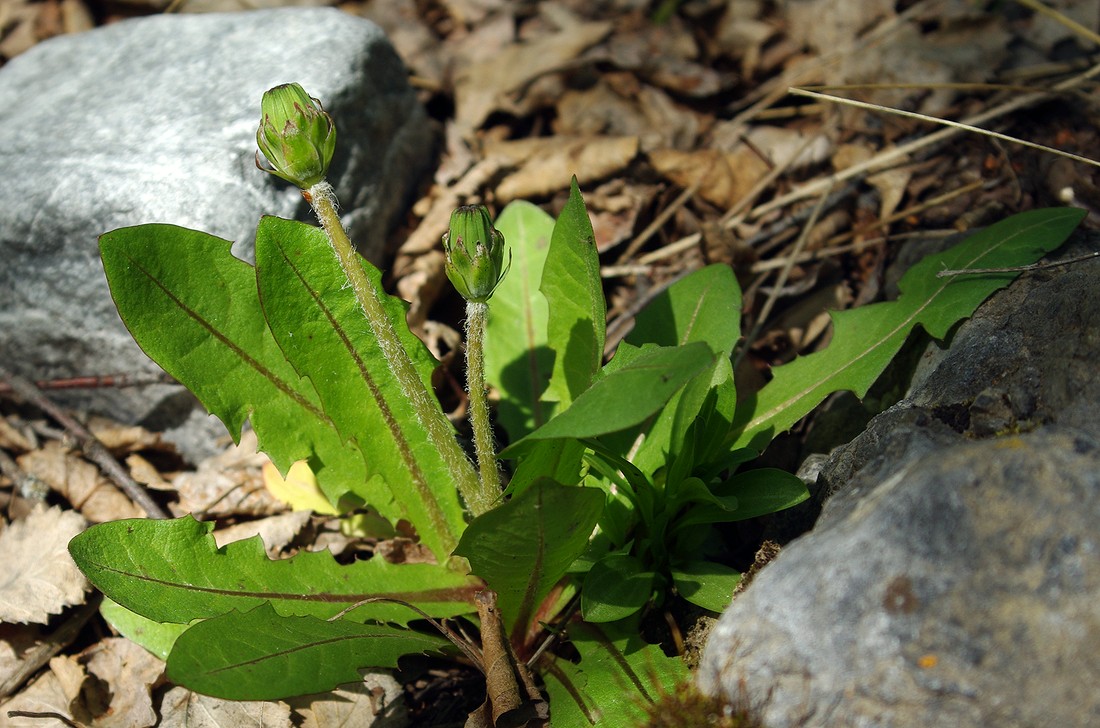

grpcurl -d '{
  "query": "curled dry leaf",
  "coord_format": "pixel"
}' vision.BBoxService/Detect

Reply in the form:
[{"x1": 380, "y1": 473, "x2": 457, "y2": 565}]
[
  {"x1": 158, "y1": 686, "x2": 292, "y2": 728},
  {"x1": 83, "y1": 637, "x2": 164, "y2": 728},
  {"x1": 0, "y1": 655, "x2": 92, "y2": 727},
  {"x1": 288, "y1": 674, "x2": 406, "y2": 728},
  {"x1": 0, "y1": 505, "x2": 88, "y2": 624},
  {"x1": 16, "y1": 442, "x2": 144, "y2": 522},
  {"x1": 648, "y1": 147, "x2": 771, "y2": 210}
]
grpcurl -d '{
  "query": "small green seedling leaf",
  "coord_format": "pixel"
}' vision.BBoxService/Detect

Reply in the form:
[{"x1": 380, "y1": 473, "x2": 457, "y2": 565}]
[
  {"x1": 670, "y1": 560, "x2": 741, "y2": 613},
  {"x1": 581, "y1": 554, "x2": 656, "y2": 623},
  {"x1": 453, "y1": 479, "x2": 604, "y2": 640},
  {"x1": 69, "y1": 516, "x2": 480, "y2": 626},
  {"x1": 730, "y1": 207, "x2": 1086, "y2": 452},
  {"x1": 625, "y1": 264, "x2": 741, "y2": 356},
  {"x1": 485, "y1": 201, "x2": 556, "y2": 440},
  {"x1": 166, "y1": 603, "x2": 448, "y2": 700},
  {"x1": 672, "y1": 468, "x2": 809, "y2": 532},
  {"x1": 503, "y1": 343, "x2": 714, "y2": 452},
  {"x1": 542, "y1": 178, "x2": 606, "y2": 408},
  {"x1": 255, "y1": 216, "x2": 465, "y2": 557}
]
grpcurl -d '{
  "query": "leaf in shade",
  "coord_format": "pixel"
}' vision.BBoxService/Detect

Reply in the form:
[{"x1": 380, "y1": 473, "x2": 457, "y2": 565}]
[
  {"x1": 166, "y1": 603, "x2": 448, "y2": 701},
  {"x1": 503, "y1": 343, "x2": 713, "y2": 453},
  {"x1": 729, "y1": 207, "x2": 1086, "y2": 453},
  {"x1": 541, "y1": 620, "x2": 687, "y2": 727},
  {"x1": 580, "y1": 553, "x2": 655, "y2": 623},
  {"x1": 484, "y1": 201, "x2": 556, "y2": 440}
]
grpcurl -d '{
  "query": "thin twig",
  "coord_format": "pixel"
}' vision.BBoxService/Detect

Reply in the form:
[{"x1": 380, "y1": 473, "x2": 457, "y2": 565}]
[
  {"x1": 762, "y1": 60, "x2": 1100, "y2": 217},
  {"x1": 0, "y1": 593, "x2": 103, "y2": 701},
  {"x1": 615, "y1": 167, "x2": 709, "y2": 265},
  {"x1": 789, "y1": 87, "x2": 1100, "y2": 170},
  {"x1": 0, "y1": 371, "x2": 175, "y2": 395},
  {"x1": 735, "y1": 184, "x2": 835, "y2": 370},
  {"x1": 750, "y1": 179, "x2": 987, "y2": 273},
  {"x1": 1013, "y1": 0, "x2": 1100, "y2": 47},
  {"x1": 0, "y1": 367, "x2": 169, "y2": 520},
  {"x1": 937, "y1": 251, "x2": 1100, "y2": 278}
]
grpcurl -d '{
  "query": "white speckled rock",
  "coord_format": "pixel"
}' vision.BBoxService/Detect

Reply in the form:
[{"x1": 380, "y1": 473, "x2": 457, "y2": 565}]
[{"x1": 0, "y1": 8, "x2": 434, "y2": 461}]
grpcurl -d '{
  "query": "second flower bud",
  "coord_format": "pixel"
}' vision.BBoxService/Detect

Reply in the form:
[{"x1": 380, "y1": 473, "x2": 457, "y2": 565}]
[{"x1": 443, "y1": 205, "x2": 509, "y2": 303}]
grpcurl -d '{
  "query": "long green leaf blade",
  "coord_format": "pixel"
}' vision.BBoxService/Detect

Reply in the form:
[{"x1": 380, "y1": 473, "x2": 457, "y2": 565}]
[
  {"x1": 68, "y1": 516, "x2": 480, "y2": 625},
  {"x1": 255, "y1": 216, "x2": 466, "y2": 557},
  {"x1": 730, "y1": 207, "x2": 1085, "y2": 453},
  {"x1": 542, "y1": 178, "x2": 606, "y2": 408},
  {"x1": 504, "y1": 343, "x2": 714, "y2": 450},
  {"x1": 166, "y1": 603, "x2": 448, "y2": 700},
  {"x1": 99, "y1": 224, "x2": 366, "y2": 504},
  {"x1": 453, "y1": 479, "x2": 604, "y2": 639},
  {"x1": 485, "y1": 201, "x2": 556, "y2": 440}
]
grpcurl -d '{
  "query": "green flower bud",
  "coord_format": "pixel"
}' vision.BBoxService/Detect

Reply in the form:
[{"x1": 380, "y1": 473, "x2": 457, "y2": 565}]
[
  {"x1": 443, "y1": 205, "x2": 509, "y2": 303},
  {"x1": 255, "y1": 83, "x2": 336, "y2": 189}
]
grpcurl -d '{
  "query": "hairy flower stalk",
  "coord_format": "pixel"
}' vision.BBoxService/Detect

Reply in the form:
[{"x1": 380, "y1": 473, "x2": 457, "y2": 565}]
[
  {"x1": 443, "y1": 206, "x2": 509, "y2": 510},
  {"x1": 464, "y1": 300, "x2": 498, "y2": 500},
  {"x1": 257, "y1": 85, "x2": 485, "y2": 531}
]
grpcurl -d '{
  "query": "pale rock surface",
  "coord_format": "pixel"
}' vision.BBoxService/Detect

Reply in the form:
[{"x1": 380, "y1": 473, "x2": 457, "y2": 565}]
[{"x1": 0, "y1": 8, "x2": 434, "y2": 461}]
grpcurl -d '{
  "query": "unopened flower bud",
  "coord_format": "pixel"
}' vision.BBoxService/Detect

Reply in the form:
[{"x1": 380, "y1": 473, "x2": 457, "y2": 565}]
[
  {"x1": 443, "y1": 205, "x2": 509, "y2": 302},
  {"x1": 256, "y1": 83, "x2": 336, "y2": 189}
]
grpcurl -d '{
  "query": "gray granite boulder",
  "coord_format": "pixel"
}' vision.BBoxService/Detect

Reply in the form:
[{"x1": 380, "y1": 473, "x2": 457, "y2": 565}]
[
  {"x1": 0, "y1": 8, "x2": 434, "y2": 461},
  {"x1": 699, "y1": 229, "x2": 1100, "y2": 726}
]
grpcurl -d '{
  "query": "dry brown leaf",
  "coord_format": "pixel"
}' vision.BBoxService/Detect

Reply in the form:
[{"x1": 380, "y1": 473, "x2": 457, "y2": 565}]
[
  {"x1": 83, "y1": 637, "x2": 164, "y2": 728},
  {"x1": 555, "y1": 79, "x2": 700, "y2": 151},
  {"x1": 0, "y1": 624, "x2": 41, "y2": 690},
  {"x1": 171, "y1": 430, "x2": 283, "y2": 518},
  {"x1": 833, "y1": 142, "x2": 910, "y2": 220},
  {"x1": 489, "y1": 136, "x2": 639, "y2": 201},
  {"x1": 288, "y1": 674, "x2": 406, "y2": 728},
  {"x1": 86, "y1": 417, "x2": 164, "y2": 455},
  {"x1": 0, "y1": 0, "x2": 42, "y2": 60},
  {"x1": 0, "y1": 655, "x2": 92, "y2": 727},
  {"x1": 16, "y1": 442, "x2": 144, "y2": 522},
  {"x1": 125, "y1": 453, "x2": 173, "y2": 492},
  {"x1": 648, "y1": 147, "x2": 771, "y2": 210},
  {"x1": 158, "y1": 686, "x2": 292, "y2": 728},
  {"x1": 454, "y1": 20, "x2": 612, "y2": 132},
  {"x1": 0, "y1": 418, "x2": 34, "y2": 452},
  {"x1": 212, "y1": 511, "x2": 311, "y2": 552},
  {"x1": 0, "y1": 506, "x2": 88, "y2": 624},
  {"x1": 740, "y1": 126, "x2": 833, "y2": 170},
  {"x1": 467, "y1": 590, "x2": 547, "y2": 727}
]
